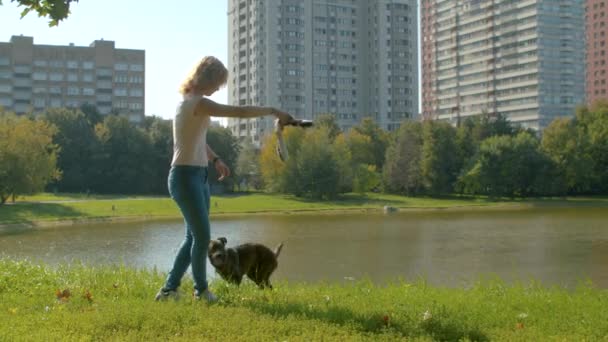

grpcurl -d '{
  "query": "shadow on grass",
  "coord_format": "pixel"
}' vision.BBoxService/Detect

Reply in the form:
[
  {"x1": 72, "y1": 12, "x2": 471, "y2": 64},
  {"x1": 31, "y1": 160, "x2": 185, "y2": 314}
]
[
  {"x1": 0, "y1": 202, "x2": 84, "y2": 232},
  {"x1": 239, "y1": 298, "x2": 488, "y2": 341}
]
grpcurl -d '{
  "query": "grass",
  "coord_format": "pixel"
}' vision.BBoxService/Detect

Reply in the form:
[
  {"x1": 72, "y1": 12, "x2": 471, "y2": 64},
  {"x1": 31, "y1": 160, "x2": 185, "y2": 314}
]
[
  {"x1": 1, "y1": 259, "x2": 607, "y2": 341},
  {"x1": 1, "y1": 192, "x2": 607, "y2": 227}
]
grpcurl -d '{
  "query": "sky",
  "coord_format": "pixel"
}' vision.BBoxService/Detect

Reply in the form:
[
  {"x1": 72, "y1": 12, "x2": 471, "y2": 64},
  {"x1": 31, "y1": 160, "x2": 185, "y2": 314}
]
[{"x1": 0, "y1": 0, "x2": 229, "y2": 121}]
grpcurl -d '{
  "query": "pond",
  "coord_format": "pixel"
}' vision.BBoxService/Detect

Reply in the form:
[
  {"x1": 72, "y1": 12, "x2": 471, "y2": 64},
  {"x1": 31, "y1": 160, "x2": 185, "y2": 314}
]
[{"x1": 1, "y1": 207, "x2": 607, "y2": 288}]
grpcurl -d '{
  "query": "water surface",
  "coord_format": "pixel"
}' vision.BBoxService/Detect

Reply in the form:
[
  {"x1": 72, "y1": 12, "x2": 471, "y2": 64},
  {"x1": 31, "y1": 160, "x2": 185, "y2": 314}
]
[{"x1": 1, "y1": 207, "x2": 607, "y2": 288}]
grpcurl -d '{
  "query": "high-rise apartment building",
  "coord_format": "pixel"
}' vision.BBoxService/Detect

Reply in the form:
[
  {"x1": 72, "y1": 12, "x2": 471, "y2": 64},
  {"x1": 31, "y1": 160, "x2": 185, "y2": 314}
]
[
  {"x1": 0, "y1": 35, "x2": 145, "y2": 122},
  {"x1": 227, "y1": 0, "x2": 418, "y2": 144},
  {"x1": 422, "y1": 0, "x2": 585, "y2": 130},
  {"x1": 586, "y1": 0, "x2": 608, "y2": 105}
]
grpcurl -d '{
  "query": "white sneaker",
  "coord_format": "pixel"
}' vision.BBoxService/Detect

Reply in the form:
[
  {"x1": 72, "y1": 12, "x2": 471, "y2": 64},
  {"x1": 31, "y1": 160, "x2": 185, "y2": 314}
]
[
  {"x1": 155, "y1": 288, "x2": 178, "y2": 301},
  {"x1": 194, "y1": 288, "x2": 218, "y2": 303}
]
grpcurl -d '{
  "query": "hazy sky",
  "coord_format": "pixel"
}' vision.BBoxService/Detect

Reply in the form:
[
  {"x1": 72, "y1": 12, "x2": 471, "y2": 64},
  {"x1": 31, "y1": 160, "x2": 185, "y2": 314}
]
[{"x1": 0, "y1": 0, "x2": 229, "y2": 120}]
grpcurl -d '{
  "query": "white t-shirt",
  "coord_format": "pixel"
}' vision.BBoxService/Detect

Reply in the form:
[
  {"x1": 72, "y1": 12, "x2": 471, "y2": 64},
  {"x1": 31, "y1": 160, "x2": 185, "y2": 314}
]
[{"x1": 171, "y1": 95, "x2": 211, "y2": 167}]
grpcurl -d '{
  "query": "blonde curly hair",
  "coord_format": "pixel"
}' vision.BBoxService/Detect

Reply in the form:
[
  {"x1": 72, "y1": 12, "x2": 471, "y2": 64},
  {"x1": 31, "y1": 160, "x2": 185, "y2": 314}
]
[{"x1": 179, "y1": 56, "x2": 228, "y2": 95}]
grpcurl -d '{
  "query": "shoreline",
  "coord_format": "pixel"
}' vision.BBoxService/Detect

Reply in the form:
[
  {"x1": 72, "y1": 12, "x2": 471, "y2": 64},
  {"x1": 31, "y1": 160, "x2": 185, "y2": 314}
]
[{"x1": 1, "y1": 199, "x2": 604, "y2": 231}]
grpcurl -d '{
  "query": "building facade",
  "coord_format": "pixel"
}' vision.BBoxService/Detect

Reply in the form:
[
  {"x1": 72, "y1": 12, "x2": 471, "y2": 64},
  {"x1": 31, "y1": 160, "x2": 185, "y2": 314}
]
[
  {"x1": 227, "y1": 0, "x2": 418, "y2": 144},
  {"x1": 422, "y1": 0, "x2": 585, "y2": 130},
  {"x1": 0, "y1": 35, "x2": 145, "y2": 122},
  {"x1": 586, "y1": 0, "x2": 608, "y2": 105}
]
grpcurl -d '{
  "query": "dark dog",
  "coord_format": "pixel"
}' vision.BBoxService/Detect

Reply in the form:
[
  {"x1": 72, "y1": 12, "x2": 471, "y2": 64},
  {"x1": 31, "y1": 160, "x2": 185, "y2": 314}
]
[{"x1": 208, "y1": 237, "x2": 283, "y2": 289}]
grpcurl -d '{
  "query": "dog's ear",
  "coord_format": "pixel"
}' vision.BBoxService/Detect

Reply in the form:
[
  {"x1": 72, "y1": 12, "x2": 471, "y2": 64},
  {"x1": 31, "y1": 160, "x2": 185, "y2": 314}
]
[{"x1": 218, "y1": 237, "x2": 227, "y2": 245}]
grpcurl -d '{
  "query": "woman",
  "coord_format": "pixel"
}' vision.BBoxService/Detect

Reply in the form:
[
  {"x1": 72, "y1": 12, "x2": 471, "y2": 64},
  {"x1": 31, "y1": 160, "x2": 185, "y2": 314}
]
[{"x1": 155, "y1": 56, "x2": 294, "y2": 302}]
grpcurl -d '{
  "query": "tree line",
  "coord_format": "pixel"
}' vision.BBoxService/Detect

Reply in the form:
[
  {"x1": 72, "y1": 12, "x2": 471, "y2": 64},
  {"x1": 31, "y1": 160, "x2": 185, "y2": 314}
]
[
  {"x1": 255, "y1": 103, "x2": 608, "y2": 199},
  {"x1": 1, "y1": 102, "x2": 607, "y2": 204},
  {"x1": 0, "y1": 105, "x2": 238, "y2": 204}
]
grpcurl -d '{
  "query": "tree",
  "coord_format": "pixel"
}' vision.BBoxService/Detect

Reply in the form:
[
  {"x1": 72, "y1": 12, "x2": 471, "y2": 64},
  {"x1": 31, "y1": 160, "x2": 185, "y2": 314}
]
[
  {"x1": 1, "y1": 0, "x2": 78, "y2": 26},
  {"x1": 344, "y1": 130, "x2": 374, "y2": 166},
  {"x1": 259, "y1": 125, "x2": 349, "y2": 198},
  {"x1": 290, "y1": 127, "x2": 342, "y2": 199},
  {"x1": 259, "y1": 126, "x2": 306, "y2": 193},
  {"x1": 420, "y1": 121, "x2": 461, "y2": 195},
  {"x1": 142, "y1": 116, "x2": 173, "y2": 195},
  {"x1": 467, "y1": 111, "x2": 515, "y2": 142},
  {"x1": 0, "y1": 111, "x2": 60, "y2": 204},
  {"x1": 577, "y1": 102, "x2": 608, "y2": 193},
  {"x1": 235, "y1": 139, "x2": 262, "y2": 191},
  {"x1": 541, "y1": 117, "x2": 594, "y2": 194},
  {"x1": 352, "y1": 164, "x2": 380, "y2": 194},
  {"x1": 41, "y1": 108, "x2": 100, "y2": 193},
  {"x1": 332, "y1": 133, "x2": 354, "y2": 193},
  {"x1": 92, "y1": 115, "x2": 155, "y2": 194},
  {"x1": 351, "y1": 118, "x2": 390, "y2": 170},
  {"x1": 458, "y1": 132, "x2": 558, "y2": 197},
  {"x1": 79, "y1": 103, "x2": 103, "y2": 126},
  {"x1": 383, "y1": 121, "x2": 424, "y2": 195},
  {"x1": 314, "y1": 113, "x2": 341, "y2": 140}
]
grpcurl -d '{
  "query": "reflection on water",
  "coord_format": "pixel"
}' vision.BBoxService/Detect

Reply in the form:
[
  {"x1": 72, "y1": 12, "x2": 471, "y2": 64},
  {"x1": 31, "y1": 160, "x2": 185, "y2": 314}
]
[{"x1": 1, "y1": 207, "x2": 607, "y2": 288}]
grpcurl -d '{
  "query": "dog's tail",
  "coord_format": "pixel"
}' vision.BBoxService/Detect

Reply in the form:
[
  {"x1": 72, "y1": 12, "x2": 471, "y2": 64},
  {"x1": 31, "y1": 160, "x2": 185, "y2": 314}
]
[{"x1": 274, "y1": 242, "x2": 284, "y2": 259}]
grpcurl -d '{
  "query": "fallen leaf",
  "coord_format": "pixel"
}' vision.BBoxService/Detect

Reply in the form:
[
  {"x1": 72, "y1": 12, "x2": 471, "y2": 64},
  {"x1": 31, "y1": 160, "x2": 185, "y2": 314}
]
[
  {"x1": 56, "y1": 289, "x2": 71, "y2": 302},
  {"x1": 83, "y1": 289, "x2": 93, "y2": 303}
]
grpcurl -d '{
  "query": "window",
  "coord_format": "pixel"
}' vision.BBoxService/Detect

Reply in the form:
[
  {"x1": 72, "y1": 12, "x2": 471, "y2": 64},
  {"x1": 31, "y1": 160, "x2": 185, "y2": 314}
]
[
  {"x1": 96, "y1": 68, "x2": 112, "y2": 76},
  {"x1": 114, "y1": 63, "x2": 129, "y2": 71},
  {"x1": 129, "y1": 88, "x2": 143, "y2": 97},
  {"x1": 32, "y1": 72, "x2": 48, "y2": 81},
  {"x1": 129, "y1": 64, "x2": 144, "y2": 72},
  {"x1": 129, "y1": 75, "x2": 143, "y2": 83},
  {"x1": 97, "y1": 80, "x2": 112, "y2": 89},
  {"x1": 82, "y1": 88, "x2": 95, "y2": 96},
  {"x1": 83, "y1": 61, "x2": 94, "y2": 69},
  {"x1": 14, "y1": 65, "x2": 31, "y2": 73},
  {"x1": 66, "y1": 100, "x2": 80, "y2": 108},
  {"x1": 50, "y1": 99, "x2": 62, "y2": 107},
  {"x1": 67, "y1": 60, "x2": 79, "y2": 69},
  {"x1": 49, "y1": 73, "x2": 64, "y2": 81},
  {"x1": 114, "y1": 88, "x2": 128, "y2": 96},
  {"x1": 115, "y1": 74, "x2": 128, "y2": 83},
  {"x1": 33, "y1": 98, "x2": 46, "y2": 107},
  {"x1": 97, "y1": 94, "x2": 112, "y2": 102},
  {"x1": 129, "y1": 102, "x2": 143, "y2": 110}
]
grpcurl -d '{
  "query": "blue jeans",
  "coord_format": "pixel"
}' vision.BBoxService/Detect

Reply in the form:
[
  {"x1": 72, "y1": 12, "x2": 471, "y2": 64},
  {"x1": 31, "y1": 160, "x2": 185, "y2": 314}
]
[{"x1": 164, "y1": 165, "x2": 211, "y2": 292}]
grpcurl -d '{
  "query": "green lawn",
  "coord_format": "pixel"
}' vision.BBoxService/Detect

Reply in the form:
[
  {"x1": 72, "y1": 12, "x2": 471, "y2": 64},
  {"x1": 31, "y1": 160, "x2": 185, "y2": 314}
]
[
  {"x1": 1, "y1": 192, "x2": 607, "y2": 227},
  {"x1": 1, "y1": 259, "x2": 607, "y2": 341}
]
